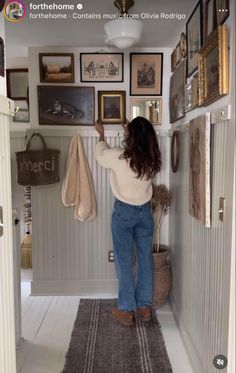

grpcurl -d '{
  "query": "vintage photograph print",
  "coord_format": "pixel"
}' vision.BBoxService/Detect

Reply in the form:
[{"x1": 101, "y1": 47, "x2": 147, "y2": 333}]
[
  {"x1": 80, "y1": 53, "x2": 123, "y2": 82},
  {"x1": 130, "y1": 53, "x2": 163, "y2": 96},
  {"x1": 38, "y1": 86, "x2": 95, "y2": 126}
]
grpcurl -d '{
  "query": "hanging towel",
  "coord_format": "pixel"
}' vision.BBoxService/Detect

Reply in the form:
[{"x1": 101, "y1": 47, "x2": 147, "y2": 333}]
[{"x1": 62, "y1": 134, "x2": 97, "y2": 221}]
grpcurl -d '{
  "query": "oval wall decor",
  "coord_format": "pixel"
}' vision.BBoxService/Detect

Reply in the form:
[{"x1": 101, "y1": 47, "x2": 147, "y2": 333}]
[{"x1": 171, "y1": 131, "x2": 180, "y2": 173}]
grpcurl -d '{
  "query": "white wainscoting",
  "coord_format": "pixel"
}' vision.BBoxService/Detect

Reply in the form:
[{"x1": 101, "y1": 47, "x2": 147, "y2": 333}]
[
  {"x1": 169, "y1": 120, "x2": 234, "y2": 373},
  {"x1": 10, "y1": 129, "x2": 170, "y2": 295}
]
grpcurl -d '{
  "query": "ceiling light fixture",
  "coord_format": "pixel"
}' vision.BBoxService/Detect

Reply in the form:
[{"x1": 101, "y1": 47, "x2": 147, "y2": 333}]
[{"x1": 104, "y1": 0, "x2": 143, "y2": 49}]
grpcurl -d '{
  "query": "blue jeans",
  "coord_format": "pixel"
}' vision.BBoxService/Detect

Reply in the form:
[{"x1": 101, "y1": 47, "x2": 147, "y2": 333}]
[{"x1": 111, "y1": 199, "x2": 154, "y2": 312}]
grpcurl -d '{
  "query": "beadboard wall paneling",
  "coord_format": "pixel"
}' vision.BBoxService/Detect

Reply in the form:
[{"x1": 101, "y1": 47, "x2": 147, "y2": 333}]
[
  {"x1": 0, "y1": 106, "x2": 17, "y2": 373},
  {"x1": 169, "y1": 121, "x2": 233, "y2": 373},
  {"x1": 10, "y1": 131, "x2": 170, "y2": 294}
]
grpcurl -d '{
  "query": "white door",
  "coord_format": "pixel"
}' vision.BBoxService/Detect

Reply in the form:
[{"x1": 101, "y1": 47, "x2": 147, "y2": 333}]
[{"x1": 0, "y1": 95, "x2": 17, "y2": 373}]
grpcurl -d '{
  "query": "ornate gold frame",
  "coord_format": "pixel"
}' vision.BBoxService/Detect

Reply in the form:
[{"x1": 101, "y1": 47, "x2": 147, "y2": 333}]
[{"x1": 198, "y1": 25, "x2": 228, "y2": 106}]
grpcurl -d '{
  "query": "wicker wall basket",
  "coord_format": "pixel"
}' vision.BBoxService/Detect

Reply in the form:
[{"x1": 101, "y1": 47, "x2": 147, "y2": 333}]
[{"x1": 153, "y1": 245, "x2": 172, "y2": 308}]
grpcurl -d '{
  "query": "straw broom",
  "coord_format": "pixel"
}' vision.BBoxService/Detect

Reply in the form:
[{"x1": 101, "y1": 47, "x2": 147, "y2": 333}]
[{"x1": 21, "y1": 223, "x2": 32, "y2": 269}]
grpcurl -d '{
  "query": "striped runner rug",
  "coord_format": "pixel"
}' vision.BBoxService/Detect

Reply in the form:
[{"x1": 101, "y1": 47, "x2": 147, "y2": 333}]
[{"x1": 62, "y1": 299, "x2": 173, "y2": 373}]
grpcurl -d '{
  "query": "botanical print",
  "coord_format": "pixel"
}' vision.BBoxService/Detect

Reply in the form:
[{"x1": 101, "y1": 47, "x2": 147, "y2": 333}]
[
  {"x1": 189, "y1": 114, "x2": 211, "y2": 227},
  {"x1": 80, "y1": 53, "x2": 123, "y2": 82},
  {"x1": 38, "y1": 86, "x2": 94, "y2": 126}
]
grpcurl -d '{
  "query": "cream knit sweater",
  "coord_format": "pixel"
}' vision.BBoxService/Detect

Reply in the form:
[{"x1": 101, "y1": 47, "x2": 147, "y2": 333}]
[{"x1": 95, "y1": 140, "x2": 153, "y2": 206}]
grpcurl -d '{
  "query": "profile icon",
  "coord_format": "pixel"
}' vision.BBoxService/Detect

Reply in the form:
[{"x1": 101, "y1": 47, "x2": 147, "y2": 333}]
[{"x1": 4, "y1": 0, "x2": 26, "y2": 22}]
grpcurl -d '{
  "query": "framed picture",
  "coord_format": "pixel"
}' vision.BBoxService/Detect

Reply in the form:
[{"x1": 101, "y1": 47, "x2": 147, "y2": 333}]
[
  {"x1": 6, "y1": 69, "x2": 28, "y2": 100},
  {"x1": 185, "y1": 74, "x2": 199, "y2": 112},
  {"x1": 0, "y1": 37, "x2": 5, "y2": 77},
  {"x1": 186, "y1": 1, "x2": 203, "y2": 77},
  {"x1": 216, "y1": 0, "x2": 229, "y2": 24},
  {"x1": 13, "y1": 101, "x2": 30, "y2": 123},
  {"x1": 198, "y1": 25, "x2": 229, "y2": 106},
  {"x1": 171, "y1": 49, "x2": 177, "y2": 72},
  {"x1": 38, "y1": 86, "x2": 95, "y2": 126},
  {"x1": 130, "y1": 98, "x2": 162, "y2": 125},
  {"x1": 189, "y1": 113, "x2": 211, "y2": 227},
  {"x1": 130, "y1": 53, "x2": 163, "y2": 96},
  {"x1": 205, "y1": 0, "x2": 217, "y2": 39},
  {"x1": 39, "y1": 53, "x2": 74, "y2": 83},
  {"x1": 175, "y1": 42, "x2": 182, "y2": 66},
  {"x1": 169, "y1": 60, "x2": 186, "y2": 123},
  {"x1": 180, "y1": 32, "x2": 187, "y2": 59},
  {"x1": 98, "y1": 91, "x2": 126, "y2": 124},
  {"x1": 80, "y1": 53, "x2": 124, "y2": 82}
]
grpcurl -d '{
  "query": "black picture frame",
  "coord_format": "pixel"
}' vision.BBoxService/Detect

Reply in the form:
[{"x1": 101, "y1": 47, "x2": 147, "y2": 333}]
[
  {"x1": 80, "y1": 53, "x2": 124, "y2": 83},
  {"x1": 186, "y1": 1, "x2": 203, "y2": 77},
  {"x1": 37, "y1": 86, "x2": 95, "y2": 126},
  {"x1": 130, "y1": 53, "x2": 163, "y2": 96},
  {"x1": 7, "y1": 68, "x2": 28, "y2": 100},
  {"x1": 216, "y1": 0, "x2": 230, "y2": 25},
  {"x1": 0, "y1": 37, "x2": 5, "y2": 77}
]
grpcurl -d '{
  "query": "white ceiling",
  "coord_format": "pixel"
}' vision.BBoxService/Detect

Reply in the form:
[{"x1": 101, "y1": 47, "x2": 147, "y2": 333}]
[{"x1": 5, "y1": 0, "x2": 197, "y2": 58}]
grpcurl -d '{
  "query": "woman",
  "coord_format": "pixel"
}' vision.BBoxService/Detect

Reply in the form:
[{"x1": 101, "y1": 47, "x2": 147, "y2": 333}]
[{"x1": 95, "y1": 116, "x2": 162, "y2": 326}]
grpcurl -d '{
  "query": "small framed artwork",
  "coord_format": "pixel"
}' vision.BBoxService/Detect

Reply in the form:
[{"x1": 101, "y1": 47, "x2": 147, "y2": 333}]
[
  {"x1": 130, "y1": 98, "x2": 162, "y2": 125},
  {"x1": 38, "y1": 86, "x2": 95, "y2": 126},
  {"x1": 171, "y1": 49, "x2": 177, "y2": 72},
  {"x1": 98, "y1": 91, "x2": 126, "y2": 124},
  {"x1": 13, "y1": 101, "x2": 30, "y2": 123},
  {"x1": 0, "y1": 37, "x2": 5, "y2": 77},
  {"x1": 205, "y1": 0, "x2": 217, "y2": 39},
  {"x1": 7, "y1": 69, "x2": 28, "y2": 100},
  {"x1": 39, "y1": 53, "x2": 74, "y2": 83},
  {"x1": 180, "y1": 32, "x2": 187, "y2": 59},
  {"x1": 198, "y1": 25, "x2": 229, "y2": 106},
  {"x1": 185, "y1": 74, "x2": 199, "y2": 112},
  {"x1": 130, "y1": 53, "x2": 163, "y2": 96},
  {"x1": 216, "y1": 0, "x2": 229, "y2": 25},
  {"x1": 175, "y1": 42, "x2": 182, "y2": 67},
  {"x1": 169, "y1": 60, "x2": 186, "y2": 123},
  {"x1": 80, "y1": 53, "x2": 124, "y2": 82},
  {"x1": 186, "y1": 1, "x2": 203, "y2": 77}
]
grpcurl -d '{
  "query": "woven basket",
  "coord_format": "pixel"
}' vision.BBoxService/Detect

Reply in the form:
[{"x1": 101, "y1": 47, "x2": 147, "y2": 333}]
[{"x1": 153, "y1": 245, "x2": 172, "y2": 308}]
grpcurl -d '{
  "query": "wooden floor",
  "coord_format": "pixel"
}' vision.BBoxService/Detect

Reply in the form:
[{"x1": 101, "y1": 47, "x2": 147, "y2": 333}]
[{"x1": 17, "y1": 280, "x2": 194, "y2": 373}]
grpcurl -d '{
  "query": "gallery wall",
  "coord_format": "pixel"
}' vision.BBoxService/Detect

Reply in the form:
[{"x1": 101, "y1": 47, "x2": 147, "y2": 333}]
[
  {"x1": 168, "y1": 0, "x2": 235, "y2": 372},
  {"x1": 10, "y1": 46, "x2": 172, "y2": 294}
]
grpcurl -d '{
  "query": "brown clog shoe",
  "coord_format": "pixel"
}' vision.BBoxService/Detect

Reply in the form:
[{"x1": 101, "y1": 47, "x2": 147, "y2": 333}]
[
  {"x1": 136, "y1": 307, "x2": 151, "y2": 321},
  {"x1": 111, "y1": 308, "x2": 134, "y2": 326}
]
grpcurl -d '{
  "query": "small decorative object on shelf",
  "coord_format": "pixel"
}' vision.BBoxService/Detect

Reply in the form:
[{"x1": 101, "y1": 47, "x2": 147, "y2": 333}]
[{"x1": 151, "y1": 184, "x2": 172, "y2": 308}]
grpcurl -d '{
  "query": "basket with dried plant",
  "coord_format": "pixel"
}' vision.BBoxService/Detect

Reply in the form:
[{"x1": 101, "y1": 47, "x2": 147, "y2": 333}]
[{"x1": 151, "y1": 184, "x2": 172, "y2": 308}]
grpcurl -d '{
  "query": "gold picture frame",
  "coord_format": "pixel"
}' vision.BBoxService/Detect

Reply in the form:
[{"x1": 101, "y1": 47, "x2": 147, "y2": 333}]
[
  {"x1": 198, "y1": 25, "x2": 228, "y2": 106},
  {"x1": 130, "y1": 98, "x2": 162, "y2": 125},
  {"x1": 98, "y1": 90, "x2": 126, "y2": 124}
]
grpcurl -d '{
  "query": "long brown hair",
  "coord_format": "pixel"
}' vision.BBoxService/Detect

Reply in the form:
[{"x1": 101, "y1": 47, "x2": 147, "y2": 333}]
[{"x1": 120, "y1": 116, "x2": 162, "y2": 179}]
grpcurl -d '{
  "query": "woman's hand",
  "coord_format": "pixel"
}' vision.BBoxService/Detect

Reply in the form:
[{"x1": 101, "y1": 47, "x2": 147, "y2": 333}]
[
  {"x1": 122, "y1": 118, "x2": 129, "y2": 135},
  {"x1": 95, "y1": 119, "x2": 105, "y2": 141}
]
